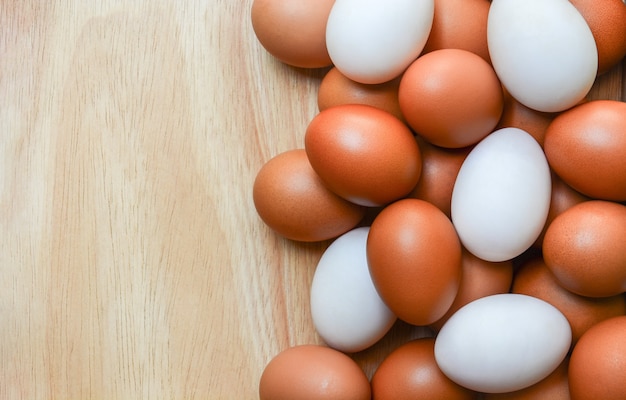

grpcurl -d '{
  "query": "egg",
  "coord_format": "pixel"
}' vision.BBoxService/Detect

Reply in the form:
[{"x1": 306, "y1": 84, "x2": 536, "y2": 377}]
[
  {"x1": 305, "y1": 104, "x2": 422, "y2": 207},
  {"x1": 310, "y1": 227, "x2": 397, "y2": 353},
  {"x1": 250, "y1": 0, "x2": 334, "y2": 68},
  {"x1": 543, "y1": 200, "x2": 626, "y2": 298},
  {"x1": 367, "y1": 198, "x2": 462, "y2": 326},
  {"x1": 512, "y1": 257, "x2": 626, "y2": 345},
  {"x1": 252, "y1": 149, "x2": 365, "y2": 242},
  {"x1": 422, "y1": 0, "x2": 491, "y2": 63},
  {"x1": 325, "y1": 0, "x2": 434, "y2": 84},
  {"x1": 371, "y1": 338, "x2": 477, "y2": 400},
  {"x1": 399, "y1": 49, "x2": 503, "y2": 148},
  {"x1": 317, "y1": 67, "x2": 405, "y2": 122},
  {"x1": 569, "y1": 316, "x2": 626, "y2": 400},
  {"x1": 259, "y1": 345, "x2": 371, "y2": 400},
  {"x1": 544, "y1": 100, "x2": 626, "y2": 201},
  {"x1": 451, "y1": 127, "x2": 551, "y2": 262},
  {"x1": 487, "y1": 0, "x2": 598, "y2": 112},
  {"x1": 434, "y1": 293, "x2": 572, "y2": 393}
]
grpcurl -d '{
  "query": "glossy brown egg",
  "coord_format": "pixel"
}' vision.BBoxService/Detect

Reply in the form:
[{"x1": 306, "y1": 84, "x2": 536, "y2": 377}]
[
  {"x1": 409, "y1": 138, "x2": 471, "y2": 218},
  {"x1": 253, "y1": 149, "x2": 365, "y2": 242},
  {"x1": 371, "y1": 338, "x2": 477, "y2": 400},
  {"x1": 367, "y1": 198, "x2": 462, "y2": 326},
  {"x1": 512, "y1": 257, "x2": 626, "y2": 345},
  {"x1": 305, "y1": 104, "x2": 422, "y2": 207},
  {"x1": 543, "y1": 200, "x2": 626, "y2": 297},
  {"x1": 399, "y1": 49, "x2": 503, "y2": 148},
  {"x1": 430, "y1": 249, "x2": 513, "y2": 331},
  {"x1": 259, "y1": 345, "x2": 371, "y2": 400},
  {"x1": 570, "y1": 0, "x2": 626, "y2": 75},
  {"x1": 422, "y1": 0, "x2": 491, "y2": 63},
  {"x1": 317, "y1": 67, "x2": 405, "y2": 122},
  {"x1": 251, "y1": 0, "x2": 334, "y2": 68},
  {"x1": 484, "y1": 358, "x2": 570, "y2": 400},
  {"x1": 544, "y1": 100, "x2": 626, "y2": 201},
  {"x1": 569, "y1": 316, "x2": 626, "y2": 400}
]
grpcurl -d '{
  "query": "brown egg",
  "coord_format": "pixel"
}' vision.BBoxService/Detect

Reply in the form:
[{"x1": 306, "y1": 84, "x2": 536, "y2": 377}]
[
  {"x1": 569, "y1": 316, "x2": 626, "y2": 400},
  {"x1": 251, "y1": 0, "x2": 334, "y2": 68},
  {"x1": 253, "y1": 149, "x2": 365, "y2": 242},
  {"x1": 399, "y1": 49, "x2": 503, "y2": 148},
  {"x1": 367, "y1": 198, "x2": 462, "y2": 326},
  {"x1": 512, "y1": 257, "x2": 626, "y2": 345},
  {"x1": 544, "y1": 100, "x2": 626, "y2": 201},
  {"x1": 496, "y1": 88, "x2": 558, "y2": 147},
  {"x1": 430, "y1": 249, "x2": 513, "y2": 331},
  {"x1": 305, "y1": 104, "x2": 422, "y2": 207},
  {"x1": 570, "y1": 0, "x2": 626, "y2": 75},
  {"x1": 408, "y1": 138, "x2": 471, "y2": 218},
  {"x1": 422, "y1": 0, "x2": 491, "y2": 64},
  {"x1": 317, "y1": 67, "x2": 405, "y2": 122},
  {"x1": 371, "y1": 338, "x2": 477, "y2": 400},
  {"x1": 259, "y1": 345, "x2": 371, "y2": 400},
  {"x1": 484, "y1": 358, "x2": 570, "y2": 400},
  {"x1": 543, "y1": 200, "x2": 626, "y2": 297}
]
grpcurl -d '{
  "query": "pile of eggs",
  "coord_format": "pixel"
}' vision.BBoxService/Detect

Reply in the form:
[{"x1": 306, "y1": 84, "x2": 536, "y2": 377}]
[{"x1": 250, "y1": 0, "x2": 626, "y2": 398}]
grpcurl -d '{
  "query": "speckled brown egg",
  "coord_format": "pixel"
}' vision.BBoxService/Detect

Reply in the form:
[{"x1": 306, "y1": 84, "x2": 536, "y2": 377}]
[
  {"x1": 399, "y1": 49, "x2": 503, "y2": 148},
  {"x1": 367, "y1": 198, "x2": 462, "y2": 326},
  {"x1": 251, "y1": 0, "x2": 334, "y2": 68},
  {"x1": 430, "y1": 249, "x2": 513, "y2": 331},
  {"x1": 305, "y1": 104, "x2": 422, "y2": 207},
  {"x1": 513, "y1": 257, "x2": 626, "y2": 345},
  {"x1": 544, "y1": 100, "x2": 626, "y2": 201},
  {"x1": 422, "y1": 0, "x2": 491, "y2": 64},
  {"x1": 371, "y1": 338, "x2": 477, "y2": 400},
  {"x1": 569, "y1": 316, "x2": 626, "y2": 400},
  {"x1": 409, "y1": 137, "x2": 471, "y2": 218},
  {"x1": 317, "y1": 67, "x2": 405, "y2": 122},
  {"x1": 543, "y1": 200, "x2": 626, "y2": 297},
  {"x1": 253, "y1": 149, "x2": 365, "y2": 242},
  {"x1": 570, "y1": 0, "x2": 626, "y2": 75},
  {"x1": 259, "y1": 344, "x2": 371, "y2": 400}
]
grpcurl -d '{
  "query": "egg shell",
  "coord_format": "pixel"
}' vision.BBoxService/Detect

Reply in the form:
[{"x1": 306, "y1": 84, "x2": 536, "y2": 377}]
[
  {"x1": 513, "y1": 257, "x2": 626, "y2": 345},
  {"x1": 434, "y1": 293, "x2": 572, "y2": 393},
  {"x1": 543, "y1": 200, "x2": 626, "y2": 297},
  {"x1": 305, "y1": 104, "x2": 422, "y2": 207},
  {"x1": 367, "y1": 198, "x2": 462, "y2": 326},
  {"x1": 487, "y1": 0, "x2": 598, "y2": 112},
  {"x1": 568, "y1": 316, "x2": 626, "y2": 400},
  {"x1": 543, "y1": 100, "x2": 626, "y2": 201},
  {"x1": 252, "y1": 149, "x2": 365, "y2": 242},
  {"x1": 371, "y1": 338, "x2": 477, "y2": 400},
  {"x1": 451, "y1": 127, "x2": 551, "y2": 262},
  {"x1": 422, "y1": 0, "x2": 491, "y2": 63},
  {"x1": 310, "y1": 227, "x2": 397, "y2": 353},
  {"x1": 399, "y1": 49, "x2": 503, "y2": 148},
  {"x1": 259, "y1": 345, "x2": 371, "y2": 400},
  {"x1": 325, "y1": 0, "x2": 434, "y2": 84},
  {"x1": 250, "y1": 0, "x2": 334, "y2": 68}
]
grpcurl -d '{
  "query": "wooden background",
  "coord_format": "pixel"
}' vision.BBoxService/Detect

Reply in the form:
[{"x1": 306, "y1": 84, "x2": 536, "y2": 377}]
[{"x1": 0, "y1": 1, "x2": 624, "y2": 398}]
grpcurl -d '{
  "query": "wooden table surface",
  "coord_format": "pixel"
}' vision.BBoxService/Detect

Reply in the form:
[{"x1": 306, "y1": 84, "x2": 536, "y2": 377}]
[{"x1": 1, "y1": 1, "x2": 624, "y2": 398}]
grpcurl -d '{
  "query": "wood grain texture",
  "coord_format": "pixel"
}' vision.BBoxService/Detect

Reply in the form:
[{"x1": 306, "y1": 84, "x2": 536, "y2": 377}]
[{"x1": 0, "y1": 1, "x2": 623, "y2": 398}]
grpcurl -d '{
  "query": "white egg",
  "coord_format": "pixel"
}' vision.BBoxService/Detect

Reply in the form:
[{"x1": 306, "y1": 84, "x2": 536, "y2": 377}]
[
  {"x1": 310, "y1": 227, "x2": 396, "y2": 353},
  {"x1": 434, "y1": 293, "x2": 572, "y2": 393},
  {"x1": 487, "y1": 0, "x2": 597, "y2": 112},
  {"x1": 325, "y1": 0, "x2": 434, "y2": 84},
  {"x1": 451, "y1": 128, "x2": 551, "y2": 262}
]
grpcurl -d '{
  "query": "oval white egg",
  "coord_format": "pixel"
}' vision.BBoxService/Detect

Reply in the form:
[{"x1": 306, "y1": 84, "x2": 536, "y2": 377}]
[
  {"x1": 487, "y1": 0, "x2": 597, "y2": 112},
  {"x1": 434, "y1": 293, "x2": 572, "y2": 393},
  {"x1": 325, "y1": 0, "x2": 434, "y2": 84},
  {"x1": 451, "y1": 127, "x2": 551, "y2": 262},
  {"x1": 310, "y1": 227, "x2": 396, "y2": 353}
]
